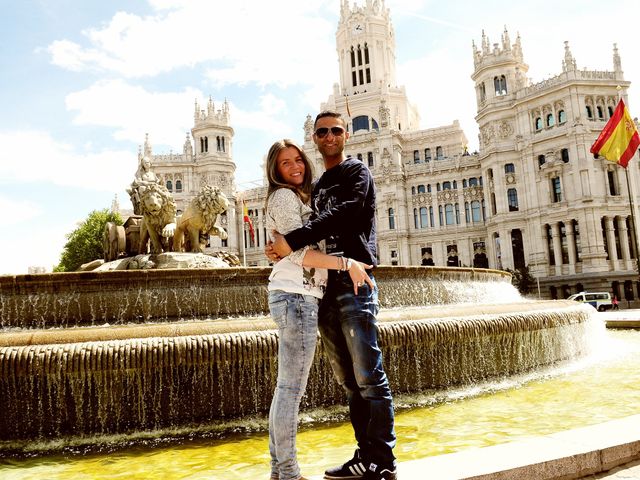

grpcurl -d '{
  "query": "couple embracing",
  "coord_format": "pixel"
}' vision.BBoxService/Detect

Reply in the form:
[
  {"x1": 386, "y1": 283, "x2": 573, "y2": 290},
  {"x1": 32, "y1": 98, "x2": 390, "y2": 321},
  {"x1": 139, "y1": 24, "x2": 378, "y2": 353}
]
[{"x1": 264, "y1": 111, "x2": 397, "y2": 480}]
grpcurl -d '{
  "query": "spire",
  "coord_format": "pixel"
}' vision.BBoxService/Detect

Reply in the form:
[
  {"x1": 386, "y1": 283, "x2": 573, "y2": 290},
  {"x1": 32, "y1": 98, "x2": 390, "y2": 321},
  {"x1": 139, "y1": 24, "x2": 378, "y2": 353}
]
[
  {"x1": 481, "y1": 29, "x2": 489, "y2": 55},
  {"x1": 207, "y1": 96, "x2": 214, "y2": 116},
  {"x1": 562, "y1": 40, "x2": 576, "y2": 72},
  {"x1": 613, "y1": 43, "x2": 622, "y2": 73},
  {"x1": 194, "y1": 98, "x2": 199, "y2": 123},
  {"x1": 111, "y1": 194, "x2": 120, "y2": 214},
  {"x1": 143, "y1": 133, "x2": 152, "y2": 157},
  {"x1": 183, "y1": 132, "x2": 193, "y2": 156},
  {"x1": 502, "y1": 26, "x2": 511, "y2": 51}
]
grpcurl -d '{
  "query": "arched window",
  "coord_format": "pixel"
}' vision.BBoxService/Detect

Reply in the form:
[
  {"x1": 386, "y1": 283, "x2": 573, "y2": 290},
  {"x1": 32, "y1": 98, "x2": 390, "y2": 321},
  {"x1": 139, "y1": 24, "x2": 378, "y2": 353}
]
[
  {"x1": 464, "y1": 202, "x2": 470, "y2": 223},
  {"x1": 436, "y1": 146, "x2": 443, "y2": 159},
  {"x1": 597, "y1": 106, "x2": 604, "y2": 119},
  {"x1": 445, "y1": 204, "x2": 455, "y2": 225},
  {"x1": 438, "y1": 205, "x2": 444, "y2": 226},
  {"x1": 413, "y1": 150, "x2": 420, "y2": 164},
  {"x1": 425, "y1": 148, "x2": 432, "y2": 162},
  {"x1": 546, "y1": 113, "x2": 555, "y2": 127},
  {"x1": 364, "y1": 43, "x2": 370, "y2": 64},
  {"x1": 352, "y1": 115, "x2": 370, "y2": 133},
  {"x1": 429, "y1": 206, "x2": 434, "y2": 227},
  {"x1": 469, "y1": 177, "x2": 478, "y2": 187},
  {"x1": 420, "y1": 207, "x2": 428, "y2": 228},
  {"x1": 175, "y1": 180, "x2": 182, "y2": 192},
  {"x1": 608, "y1": 106, "x2": 614, "y2": 117},
  {"x1": 494, "y1": 75, "x2": 507, "y2": 95},
  {"x1": 442, "y1": 181, "x2": 452, "y2": 190},
  {"x1": 504, "y1": 163, "x2": 515, "y2": 173},
  {"x1": 586, "y1": 105, "x2": 593, "y2": 119},
  {"x1": 166, "y1": 180, "x2": 173, "y2": 192},
  {"x1": 538, "y1": 154, "x2": 546, "y2": 167},
  {"x1": 453, "y1": 180, "x2": 458, "y2": 189},
  {"x1": 413, "y1": 208, "x2": 419, "y2": 229},
  {"x1": 417, "y1": 185, "x2": 426, "y2": 194},
  {"x1": 388, "y1": 208, "x2": 395, "y2": 230},
  {"x1": 471, "y1": 200, "x2": 482, "y2": 223},
  {"x1": 411, "y1": 186, "x2": 416, "y2": 195},
  {"x1": 367, "y1": 151, "x2": 374, "y2": 167},
  {"x1": 350, "y1": 47, "x2": 355, "y2": 68},
  {"x1": 558, "y1": 110, "x2": 566, "y2": 124},
  {"x1": 427, "y1": 184, "x2": 432, "y2": 193},
  {"x1": 507, "y1": 188, "x2": 519, "y2": 211},
  {"x1": 561, "y1": 148, "x2": 570, "y2": 163},
  {"x1": 535, "y1": 117, "x2": 543, "y2": 131},
  {"x1": 463, "y1": 179, "x2": 468, "y2": 188},
  {"x1": 357, "y1": 153, "x2": 363, "y2": 161},
  {"x1": 357, "y1": 45, "x2": 362, "y2": 66}
]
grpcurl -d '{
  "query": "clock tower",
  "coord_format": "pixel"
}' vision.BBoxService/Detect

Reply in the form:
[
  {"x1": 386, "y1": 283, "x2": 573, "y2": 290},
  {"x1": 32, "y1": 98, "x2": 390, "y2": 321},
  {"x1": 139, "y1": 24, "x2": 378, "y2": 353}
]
[{"x1": 326, "y1": 0, "x2": 418, "y2": 133}]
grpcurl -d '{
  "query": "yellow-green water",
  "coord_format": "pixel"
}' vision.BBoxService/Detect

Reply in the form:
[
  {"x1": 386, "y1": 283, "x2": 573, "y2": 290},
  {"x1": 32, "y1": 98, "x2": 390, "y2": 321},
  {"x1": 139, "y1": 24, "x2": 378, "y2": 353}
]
[{"x1": 2, "y1": 329, "x2": 640, "y2": 480}]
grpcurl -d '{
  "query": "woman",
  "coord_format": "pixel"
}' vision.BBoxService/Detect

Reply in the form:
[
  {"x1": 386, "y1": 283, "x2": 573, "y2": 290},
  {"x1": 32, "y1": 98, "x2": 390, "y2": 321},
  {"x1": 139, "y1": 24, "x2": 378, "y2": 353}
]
[{"x1": 265, "y1": 139, "x2": 372, "y2": 480}]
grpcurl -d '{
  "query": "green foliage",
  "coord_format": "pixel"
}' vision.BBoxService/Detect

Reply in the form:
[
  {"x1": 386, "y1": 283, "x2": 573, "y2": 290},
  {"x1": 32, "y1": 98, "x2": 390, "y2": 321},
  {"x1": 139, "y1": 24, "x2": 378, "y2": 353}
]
[
  {"x1": 506, "y1": 265, "x2": 536, "y2": 295},
  {"x1": 54, "y1": 209, "x2": 123, "y2": 272}
]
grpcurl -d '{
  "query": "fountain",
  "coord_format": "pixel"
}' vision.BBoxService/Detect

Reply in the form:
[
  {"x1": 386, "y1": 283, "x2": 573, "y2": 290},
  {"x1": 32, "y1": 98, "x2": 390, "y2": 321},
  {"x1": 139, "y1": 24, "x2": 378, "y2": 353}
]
[{"x1": 0, "y1": 265, "x2": 594, "y2": 449}]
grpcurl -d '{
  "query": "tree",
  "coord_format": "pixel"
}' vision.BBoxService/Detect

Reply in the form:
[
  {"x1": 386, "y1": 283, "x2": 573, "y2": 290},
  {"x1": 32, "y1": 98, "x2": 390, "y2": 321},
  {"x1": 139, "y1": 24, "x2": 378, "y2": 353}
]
[
  {"x1": 54, "y1": 209, "x2": 123, "y2": 272},
  {"x1": 506, "y1": 265, "x2": 536, "y2": 295}
]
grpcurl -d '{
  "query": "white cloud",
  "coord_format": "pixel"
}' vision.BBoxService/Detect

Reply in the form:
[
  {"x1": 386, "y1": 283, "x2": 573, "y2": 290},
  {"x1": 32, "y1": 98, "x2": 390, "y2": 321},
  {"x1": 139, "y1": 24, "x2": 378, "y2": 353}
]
[
  {"x1": 0, "y1": 130, "x2": 134, "y2": 192},
  {"x1": 47, "y1": 1, "x2": 337, "y2": 90},
  {"x1": 65, "y1": 79, "x2": 202, "y2": 146}
]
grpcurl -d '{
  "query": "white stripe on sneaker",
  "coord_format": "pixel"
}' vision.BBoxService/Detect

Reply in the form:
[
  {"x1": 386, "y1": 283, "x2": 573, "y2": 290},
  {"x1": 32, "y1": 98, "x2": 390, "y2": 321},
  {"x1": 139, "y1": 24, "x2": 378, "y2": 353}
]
[{"x1": 348, "y1": 462, "x2": 365, "y2": 476}]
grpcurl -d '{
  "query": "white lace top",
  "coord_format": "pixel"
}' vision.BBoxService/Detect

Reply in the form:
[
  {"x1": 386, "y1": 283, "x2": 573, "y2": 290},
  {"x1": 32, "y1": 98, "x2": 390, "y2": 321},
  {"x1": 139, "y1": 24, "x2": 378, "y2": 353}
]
[{"x1": 266, "y1": 188, "x2": 327, "y2": 299}]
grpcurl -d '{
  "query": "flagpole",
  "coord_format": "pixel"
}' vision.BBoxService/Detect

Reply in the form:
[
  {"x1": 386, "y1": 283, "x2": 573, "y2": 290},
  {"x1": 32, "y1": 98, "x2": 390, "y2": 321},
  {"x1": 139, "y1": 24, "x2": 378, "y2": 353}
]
[{"x1": 624, "y1": 167, "x2": 640, "y2": 278}]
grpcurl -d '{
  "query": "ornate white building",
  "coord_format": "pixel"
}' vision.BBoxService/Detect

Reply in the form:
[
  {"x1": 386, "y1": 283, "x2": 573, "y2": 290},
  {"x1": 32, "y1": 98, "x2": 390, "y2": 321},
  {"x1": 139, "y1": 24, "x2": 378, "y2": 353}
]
[{"x1": 143, "y1": 0, "x2": 640, "y2": 302}]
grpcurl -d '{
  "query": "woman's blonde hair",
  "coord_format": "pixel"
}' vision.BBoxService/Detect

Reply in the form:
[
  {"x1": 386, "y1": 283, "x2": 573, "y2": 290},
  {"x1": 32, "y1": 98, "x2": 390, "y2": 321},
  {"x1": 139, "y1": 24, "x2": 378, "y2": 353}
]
[{"x1": 265, "y1": 139, "x2": 314, "y2": 209}]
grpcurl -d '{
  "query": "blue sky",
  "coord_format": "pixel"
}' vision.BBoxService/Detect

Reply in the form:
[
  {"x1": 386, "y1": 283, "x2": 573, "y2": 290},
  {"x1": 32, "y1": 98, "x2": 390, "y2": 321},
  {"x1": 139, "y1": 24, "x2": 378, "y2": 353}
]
[{"x1": 1, "y1": 0, "x2": 637, "y2": 274}]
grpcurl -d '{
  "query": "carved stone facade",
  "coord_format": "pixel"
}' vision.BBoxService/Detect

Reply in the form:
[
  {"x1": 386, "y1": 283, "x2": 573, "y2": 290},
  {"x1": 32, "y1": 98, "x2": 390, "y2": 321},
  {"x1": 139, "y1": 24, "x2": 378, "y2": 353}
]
[{"x1": 143, "y1": 1, "x2": 640, "y2": 303}]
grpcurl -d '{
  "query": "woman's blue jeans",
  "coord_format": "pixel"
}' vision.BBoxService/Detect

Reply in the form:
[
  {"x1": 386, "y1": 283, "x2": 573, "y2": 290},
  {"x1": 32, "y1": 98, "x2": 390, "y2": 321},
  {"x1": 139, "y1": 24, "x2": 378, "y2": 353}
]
[
  {"x1": 268, "y1": 290, "x2": 319, "y2": 480},
  {"x1": 318, "y1": 273, "x2": 396, "y2": 467}
]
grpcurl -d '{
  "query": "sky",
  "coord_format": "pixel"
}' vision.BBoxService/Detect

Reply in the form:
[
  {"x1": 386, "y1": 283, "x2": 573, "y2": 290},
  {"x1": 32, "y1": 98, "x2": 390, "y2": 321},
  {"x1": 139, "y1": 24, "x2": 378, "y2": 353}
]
[{"x1": 1, "y1": 0, "x2": 638, "y2": 275}]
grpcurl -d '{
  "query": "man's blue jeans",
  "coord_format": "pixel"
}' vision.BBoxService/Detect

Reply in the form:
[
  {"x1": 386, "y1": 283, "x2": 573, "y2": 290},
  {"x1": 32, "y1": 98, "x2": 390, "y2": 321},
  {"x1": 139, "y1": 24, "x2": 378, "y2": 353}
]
[
  {"x1": 268, "y1": 290, "x2": 319, "y2": 480},
  {"x1": 318, "y1": 272, "x2": 396, "y2": 467}
]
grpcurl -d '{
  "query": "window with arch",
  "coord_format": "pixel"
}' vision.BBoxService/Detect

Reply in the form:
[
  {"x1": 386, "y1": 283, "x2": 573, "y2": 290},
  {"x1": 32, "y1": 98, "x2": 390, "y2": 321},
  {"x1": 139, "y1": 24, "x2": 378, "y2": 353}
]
[
  {"x1": 166, "y1": 180, "x2": 173, "y2": 192},
  {"x1": 538, "y1": 154, "x2": 546, "y2": 167},
  {"x1": 597, "y1": 106, "x2": 604, "y2": 119},
  {"x1": 464, "y1": 201, "x2": 470, "y2": 223},
  {"x1": 429, "y1": 206, "x2": 434, "y2": 227},
  {"x1": 438, "y1": 205, "x2": 444, "y2": 226},
  {"x1": 411, "y1": 186, "x2": 416, "y2": 195},
  {"x1": 479, "y1": 82, "x2": 486, "y2": 102},
  {"x1": 175, "y1": 180, "x2": 182, "y2": 192},
  {"x1": 471, "y1": 200, "x2": 482, "y2": 223},
  {"x1": 561, "y1": 148, "x2": 569, "y2": 163},
  {"x1": 367, "y1": 151, "x2": 374, "y2": 167},
  {"x1": 417, "y1": 185, "x2": 426, "y2": 194},
  {"x1": 445, "y1": 204, "x2": 455, "y2": 225},
  {"x1": 350, "y1": 47, "x2": 355, "y2": 68},
  {"x1": 507, "y1": 188, "x2": 519, "y2": 211},
  {"x1": 357, "y1": 153, "x2": 363, "y2": 161},
  {"x1": 494, "y1": 75, "x2": 507, "y2": 95},
  {"x1": 608, "y1": 106, "x2": 614, "y2": 117},
  {"x1": 442, "y1": 181, "x2": 452, "y2": 190},
  {"x1": 504, "y1": 163, "x2": 515, "y2": 173},
  {"x1": 425, "y1": 148, "x2": 432, "y2": 162},
  {"x1": 546, "y1": 113, "x2": 555, "y2": 127},
  {"x1": 436, "y1": 146, "x2": 443, "y2": 159},
  {"x1": 535, "y1": 117, "x2": 543, "y2": 131},
  {"x1": 413, "y1": 208, "x2": 419, "y2": 229},
  {"x1": 420, "y1": 207, "x2": 428, "y2": 228},
  {"x1": 558, "y1": 110, "x2": 566, "y2": 124},
  {"x1": 469, "y1": 177, "x2": 479, "y2": 187},
  {"x1": 427, "y1": 184, "x2": 432, "y2": 193},
  {"x1": 586, "y1": 105, "x2": 593, "y2": 119},
  {"x1": 463, "y1": 179, "x2": 468, "y2": 188},
  {"x1": 352, "y1": 115, "x2": 370, "y2": 133},
  {"x1": 551, "y1": 177, "x2": 562, "y2": 202},
  {"x1": 388, "y1": 208, "x2": 395, "y2": 230},
  {"x1": 413, "y1": 150, "x2": 420, "y2": 164}
]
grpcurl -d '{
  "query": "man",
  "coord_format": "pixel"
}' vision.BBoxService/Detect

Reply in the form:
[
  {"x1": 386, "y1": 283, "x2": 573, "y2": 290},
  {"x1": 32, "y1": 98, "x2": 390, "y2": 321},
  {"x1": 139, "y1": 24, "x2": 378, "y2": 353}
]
[{"x1": 271, "y1": 111, "x2": 397, "y2": 480}]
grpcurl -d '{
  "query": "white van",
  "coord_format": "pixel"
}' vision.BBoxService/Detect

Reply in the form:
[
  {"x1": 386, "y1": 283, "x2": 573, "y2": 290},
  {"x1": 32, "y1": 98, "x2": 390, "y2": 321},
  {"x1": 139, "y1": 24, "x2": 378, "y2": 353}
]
[{"x1": 567, "y1": 291, "x2": 612, "y2": 311}]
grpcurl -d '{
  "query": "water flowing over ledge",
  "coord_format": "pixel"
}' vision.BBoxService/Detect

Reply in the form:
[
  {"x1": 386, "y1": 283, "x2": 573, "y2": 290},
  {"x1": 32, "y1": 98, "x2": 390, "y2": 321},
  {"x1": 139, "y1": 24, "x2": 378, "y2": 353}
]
[{"x1": 0, "y1": 266, "x2": 595, "y2": 448}]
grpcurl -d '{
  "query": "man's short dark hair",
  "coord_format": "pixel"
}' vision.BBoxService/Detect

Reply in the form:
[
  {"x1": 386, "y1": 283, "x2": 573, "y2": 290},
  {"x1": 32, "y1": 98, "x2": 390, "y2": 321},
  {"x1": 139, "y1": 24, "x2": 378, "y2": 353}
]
[{"x1": 314, "y1": 110, "x2": 345, "y2": 128}]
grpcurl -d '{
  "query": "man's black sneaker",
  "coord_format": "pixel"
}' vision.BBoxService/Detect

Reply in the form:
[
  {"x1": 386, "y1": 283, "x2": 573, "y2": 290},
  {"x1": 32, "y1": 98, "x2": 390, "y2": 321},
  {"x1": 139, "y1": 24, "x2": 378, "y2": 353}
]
[
  {"x1": 324, "y1": 449, "x2": 367, "y2": 479},
  {"x1": 361, "y1": 462, "x2": 397, "y2": 480}
]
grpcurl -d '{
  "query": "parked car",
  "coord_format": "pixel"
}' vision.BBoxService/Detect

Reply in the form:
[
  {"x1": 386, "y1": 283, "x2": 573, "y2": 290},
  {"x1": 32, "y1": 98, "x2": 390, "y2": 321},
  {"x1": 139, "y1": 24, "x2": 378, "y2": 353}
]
[{"x1": 567, "y1": 291, "x2": 613, "y2": 311}]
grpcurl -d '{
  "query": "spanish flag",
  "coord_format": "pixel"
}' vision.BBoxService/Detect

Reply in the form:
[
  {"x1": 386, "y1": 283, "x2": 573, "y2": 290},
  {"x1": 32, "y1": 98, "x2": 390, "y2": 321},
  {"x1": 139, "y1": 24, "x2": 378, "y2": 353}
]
[
  {"x1": 590, "y1": 99, "x2": 640, "y2": 168},
  {"x1": 242, "y1": 201, "x2": 255, "y2": 243}
]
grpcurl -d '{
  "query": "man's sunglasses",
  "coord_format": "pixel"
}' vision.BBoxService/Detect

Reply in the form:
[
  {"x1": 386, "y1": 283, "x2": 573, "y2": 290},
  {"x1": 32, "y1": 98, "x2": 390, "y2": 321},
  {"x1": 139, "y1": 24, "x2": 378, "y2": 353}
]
[{"x1": 314, "y1": 127, "x2": 345, "y2": 138}]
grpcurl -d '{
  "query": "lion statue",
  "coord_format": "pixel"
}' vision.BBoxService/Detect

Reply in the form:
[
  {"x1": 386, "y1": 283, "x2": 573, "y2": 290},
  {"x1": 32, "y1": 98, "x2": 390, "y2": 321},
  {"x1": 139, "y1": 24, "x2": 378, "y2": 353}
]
[
  {"x1": 138, "y1": 183, "x2": 177, "y2": 254},
  {"x1": 173, "y1": 185, "x2": 229, "y2": 253}
]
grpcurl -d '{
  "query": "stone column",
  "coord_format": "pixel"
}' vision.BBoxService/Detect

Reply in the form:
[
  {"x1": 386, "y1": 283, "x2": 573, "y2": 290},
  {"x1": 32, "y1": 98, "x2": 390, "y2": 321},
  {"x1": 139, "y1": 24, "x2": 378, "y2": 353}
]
[
  {"x1": 605, "y1": 216, "x2": 618, "y2": 268},
  {"x1": 617, "y1": 216, "x2": 631, "y2": 268},
  {"x1": 566, "y1": 221, "x2": 577, "y2": 274},
  {"x1": 551, "y1": 222, "x2": 563, "y2": 274}
]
